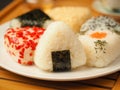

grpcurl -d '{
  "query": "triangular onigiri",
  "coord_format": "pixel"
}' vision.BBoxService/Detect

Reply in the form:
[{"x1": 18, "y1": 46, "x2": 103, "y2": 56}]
[{"x1": 34, "y1": 21, "x2": 86, "y2": 72}]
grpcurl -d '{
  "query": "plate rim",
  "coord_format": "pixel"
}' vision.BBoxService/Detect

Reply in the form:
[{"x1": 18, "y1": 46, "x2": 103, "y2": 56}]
[{"x1": 0, "y1": 62, "x2": 120, "y2": 81}]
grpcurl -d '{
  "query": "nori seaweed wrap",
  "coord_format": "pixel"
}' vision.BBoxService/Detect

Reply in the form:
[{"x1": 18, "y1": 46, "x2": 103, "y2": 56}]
[
  {"x1": 11, "y1": 9, "x2": 52, "y2": 28},
  {"x1": 52, "y1": 50, "x2": 71, "y2": 72}
]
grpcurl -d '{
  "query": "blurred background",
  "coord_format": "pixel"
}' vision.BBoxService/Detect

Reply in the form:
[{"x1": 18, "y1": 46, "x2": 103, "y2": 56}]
[{"x1": 0, "y1": 0, "x2": 120, "y2": 24}]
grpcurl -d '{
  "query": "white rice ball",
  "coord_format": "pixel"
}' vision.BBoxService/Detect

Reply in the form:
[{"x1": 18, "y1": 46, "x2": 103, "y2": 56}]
[
  {"x1": 46, "y1": 6, "x2": 91, "y2": 33},
  {"x1": 34, "y1": 21, "x2": 86, "y2": 71},
  {"x1": 79, "y1": 16, "x2": 120, "y2": 67},
  {"x1": 79, "y1": 30, "x2": 120, "y2": 67}
]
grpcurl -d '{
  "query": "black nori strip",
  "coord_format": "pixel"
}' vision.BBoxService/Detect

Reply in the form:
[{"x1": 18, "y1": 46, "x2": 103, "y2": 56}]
[
  {"x1": 52, "y1": 50, "x2": 71, "y2": 72},
  {"x1": 17, "y1": 9, "x2": 51, "y2": 27}
]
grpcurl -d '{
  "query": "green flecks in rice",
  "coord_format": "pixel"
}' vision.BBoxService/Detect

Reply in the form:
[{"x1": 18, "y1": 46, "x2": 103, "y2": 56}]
[{"x1": 94, "y1": 40, "x2": 107, "y2": 53}]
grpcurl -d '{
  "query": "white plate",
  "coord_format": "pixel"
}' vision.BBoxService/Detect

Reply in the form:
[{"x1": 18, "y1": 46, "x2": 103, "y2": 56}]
[
  {"x1": 0, "y1": 22, "x2": 120, "y2": 81},
  {"x1": 92, "y1": 0, "x2": 120, "y2": 17}
]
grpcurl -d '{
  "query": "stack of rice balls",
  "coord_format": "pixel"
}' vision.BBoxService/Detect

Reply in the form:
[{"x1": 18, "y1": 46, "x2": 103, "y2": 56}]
[{"x1": 4, "y1": 8, "x2": 120, "y2": 72}]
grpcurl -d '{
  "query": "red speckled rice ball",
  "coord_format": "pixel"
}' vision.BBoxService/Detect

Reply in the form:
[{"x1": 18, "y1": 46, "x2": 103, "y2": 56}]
[{"x1": 4, "y1": 27, "x2": 45, "y2": 65}]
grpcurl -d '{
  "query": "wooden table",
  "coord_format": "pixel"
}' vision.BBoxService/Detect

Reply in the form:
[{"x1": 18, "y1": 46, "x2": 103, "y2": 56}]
[{"x1": 0, "y1": 0, "x2": 120, "y2": 90}]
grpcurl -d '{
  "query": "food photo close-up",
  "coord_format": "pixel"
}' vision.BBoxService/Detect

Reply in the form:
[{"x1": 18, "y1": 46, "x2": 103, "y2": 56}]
[{"x1": 0, "y1": 0, "x2": 120, "y2": 90}]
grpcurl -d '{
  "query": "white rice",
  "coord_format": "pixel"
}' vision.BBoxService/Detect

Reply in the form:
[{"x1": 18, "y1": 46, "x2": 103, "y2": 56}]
[
  {"x1": 34, "y1": 21, "x2": 86, "y2": 71},
  {"x1": 79, "y1": 30, "x2": 120, "y2": 67},
  {"x1": 79, "y1": 16, "x2": 120, "y2": 67},
  {"x1": 46, "y1": 6, "x2": 91, "y2": 33}
]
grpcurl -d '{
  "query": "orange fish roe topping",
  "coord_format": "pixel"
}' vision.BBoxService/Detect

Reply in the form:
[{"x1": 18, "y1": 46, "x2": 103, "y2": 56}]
[{"x1": 90, "y1": 32, "x2": 107, "y2": 39}]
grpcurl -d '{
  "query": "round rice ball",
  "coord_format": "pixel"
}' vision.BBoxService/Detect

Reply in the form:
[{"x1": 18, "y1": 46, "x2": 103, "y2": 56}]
[
  {"x1": 79, "y1": 16, "x2": 120, "y2": 67},
  {"x1": 79, "y1": 30, "x2": 120, "y2": 67}
]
